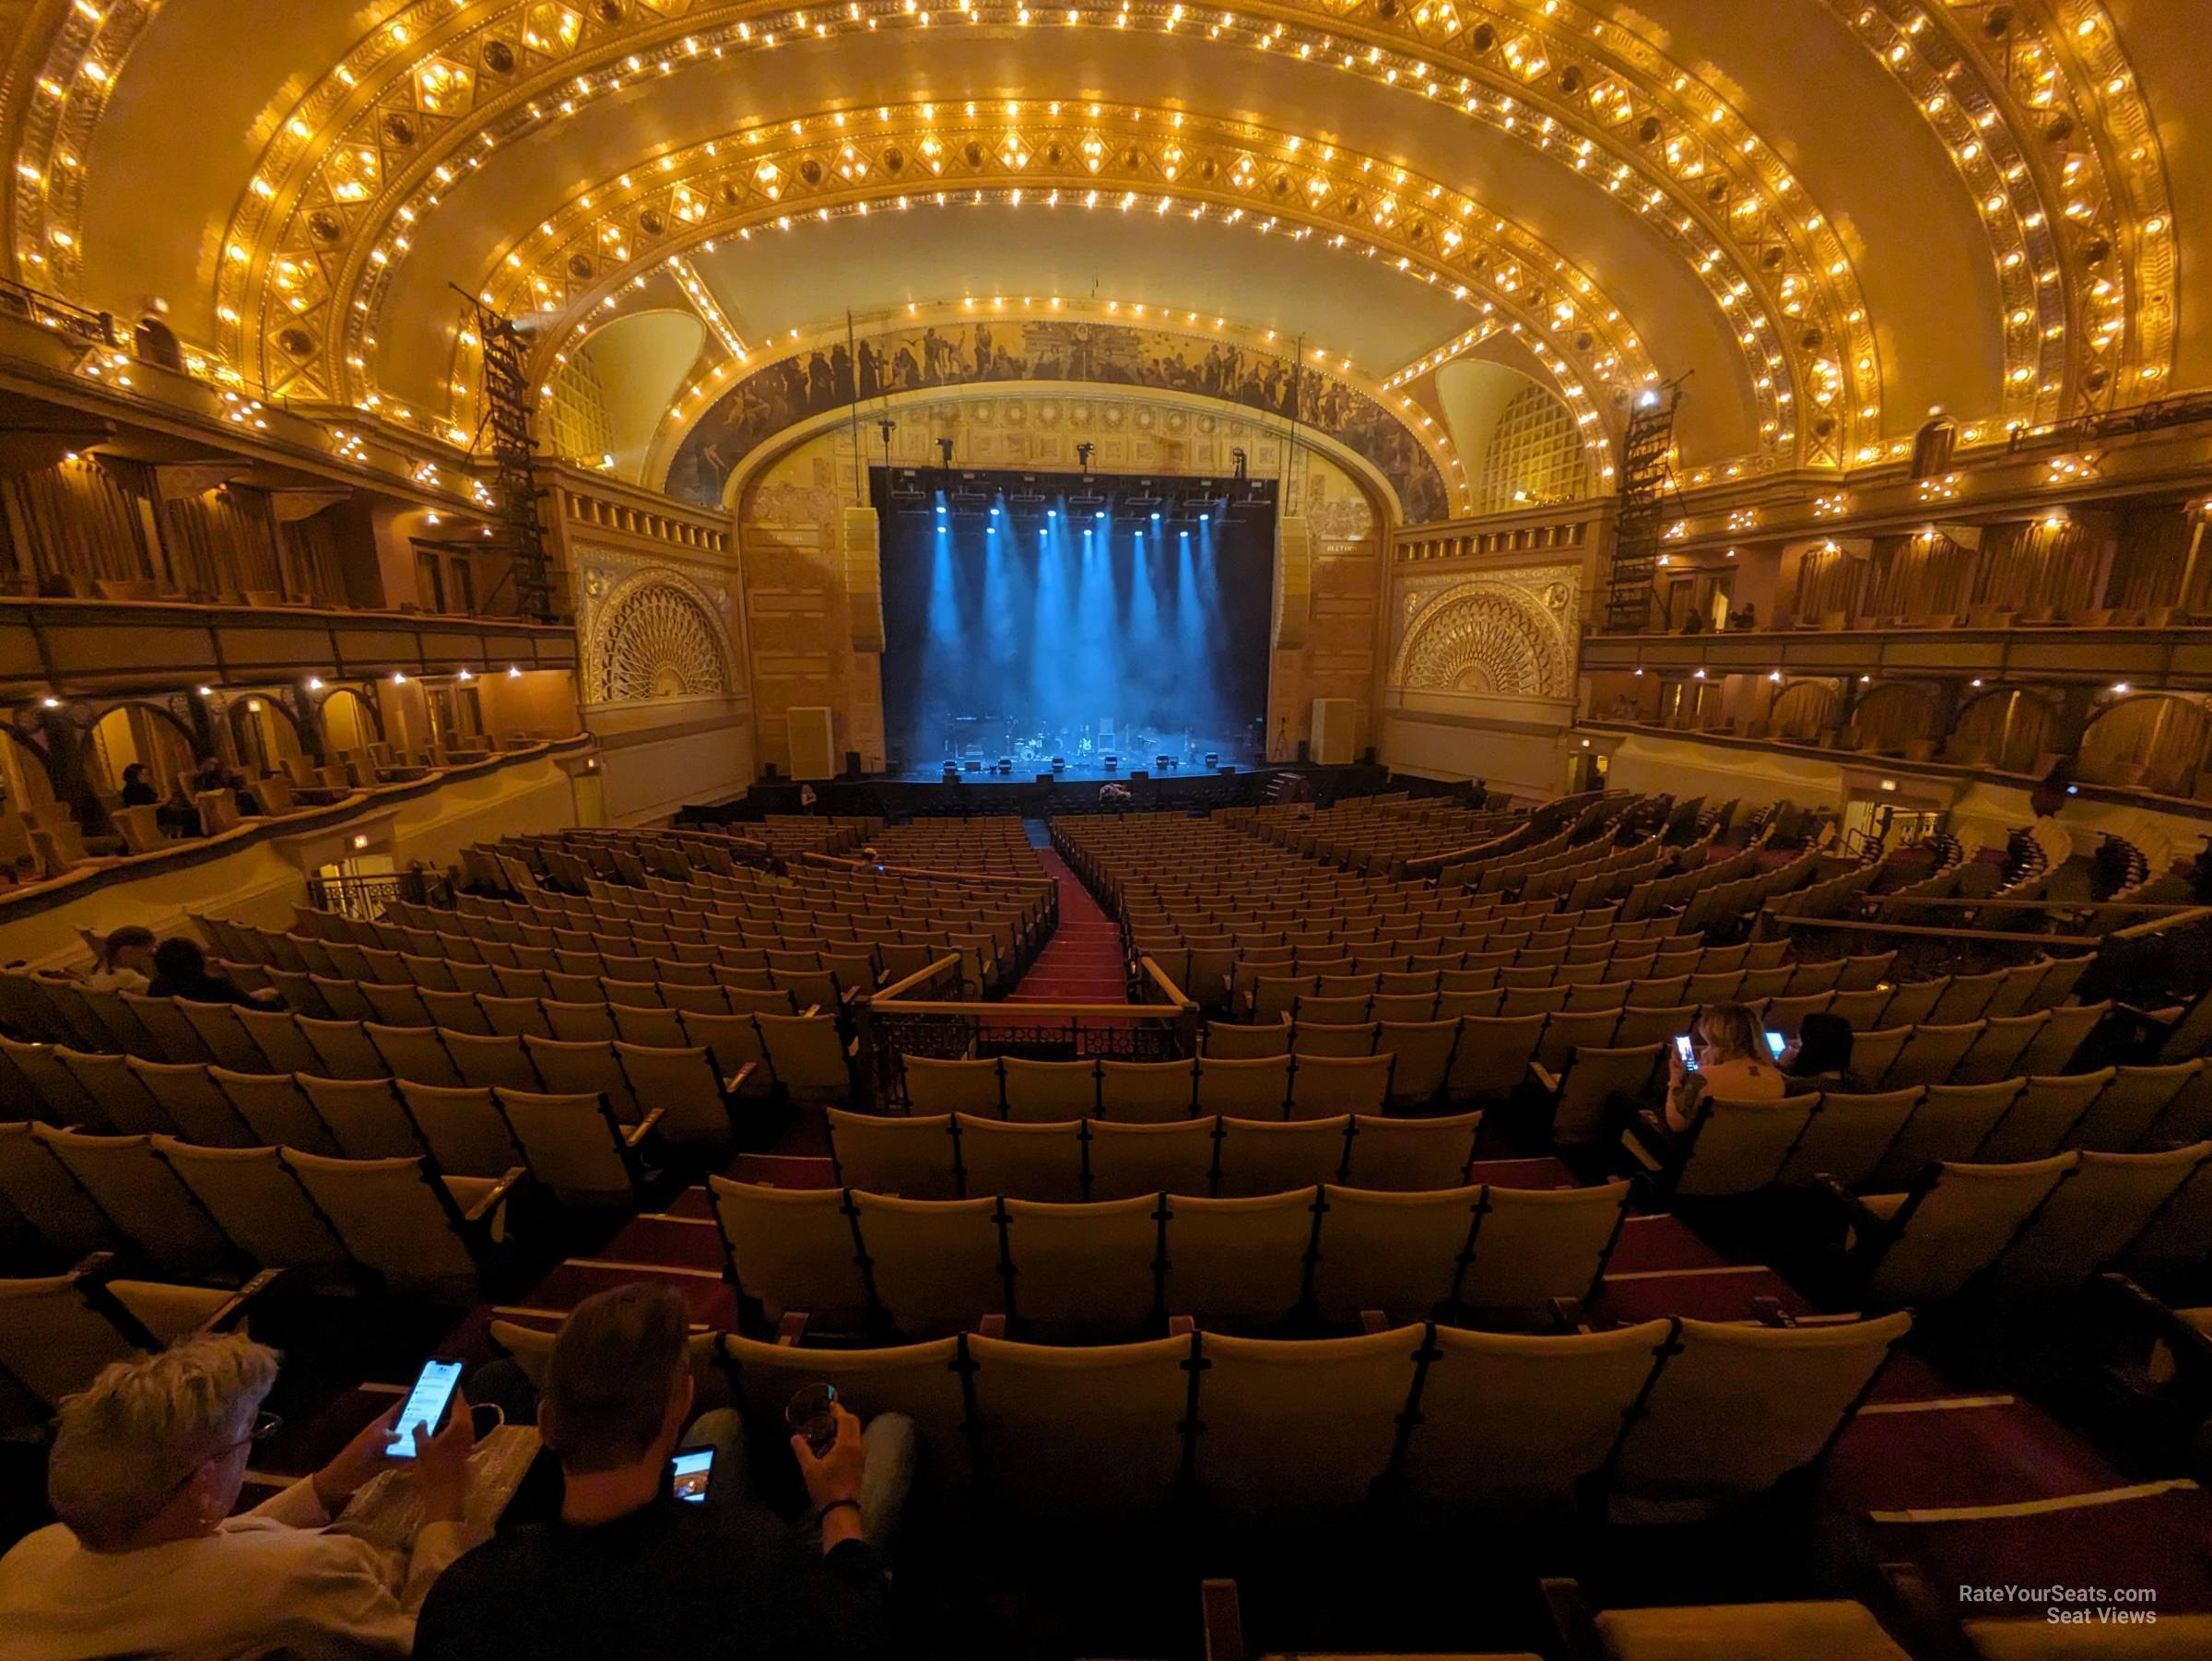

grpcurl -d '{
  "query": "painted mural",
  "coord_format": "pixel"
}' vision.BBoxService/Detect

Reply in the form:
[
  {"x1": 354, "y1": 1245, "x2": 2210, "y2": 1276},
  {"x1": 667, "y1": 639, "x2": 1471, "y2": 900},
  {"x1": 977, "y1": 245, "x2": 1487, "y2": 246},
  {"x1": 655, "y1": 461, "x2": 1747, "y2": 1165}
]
[{"x1": 665, "y1": 319, "x2": 1451, "y2": 523}]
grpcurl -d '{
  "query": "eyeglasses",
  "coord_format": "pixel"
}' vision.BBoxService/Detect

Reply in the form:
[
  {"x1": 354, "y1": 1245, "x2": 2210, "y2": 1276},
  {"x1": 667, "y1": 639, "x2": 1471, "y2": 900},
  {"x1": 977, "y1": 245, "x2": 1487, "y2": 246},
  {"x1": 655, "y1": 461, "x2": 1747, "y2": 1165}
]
[{"x1": 153, "y1": 1410, "x2": 285, "y2": 1500}]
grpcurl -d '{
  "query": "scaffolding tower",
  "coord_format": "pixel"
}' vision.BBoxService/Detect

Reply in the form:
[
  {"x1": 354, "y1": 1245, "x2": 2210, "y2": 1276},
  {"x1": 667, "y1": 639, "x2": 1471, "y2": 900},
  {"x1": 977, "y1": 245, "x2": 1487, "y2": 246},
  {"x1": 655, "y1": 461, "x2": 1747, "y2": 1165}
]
[
  {"x1": 457, "y1": 290, "x2": 557, "y2": 622},
  {"x1": 1604, "y1": 383, "x2": 1684, "y2": 634}
]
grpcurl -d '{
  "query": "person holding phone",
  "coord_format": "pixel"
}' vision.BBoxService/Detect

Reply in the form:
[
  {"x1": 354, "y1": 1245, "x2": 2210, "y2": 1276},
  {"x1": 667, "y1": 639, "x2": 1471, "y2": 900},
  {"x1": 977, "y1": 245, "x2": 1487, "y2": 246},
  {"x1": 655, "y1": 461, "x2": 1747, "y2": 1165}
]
[
  {"x1": 416, "y1": 1284, "x2": 905, "y2": 1661},
  {"x1": 0, "y1": 1332, "x2": 479, "y2": 1659},
  {"x1": 1663, "y1": 1001, "x2": 1788, "y2": 1134}
]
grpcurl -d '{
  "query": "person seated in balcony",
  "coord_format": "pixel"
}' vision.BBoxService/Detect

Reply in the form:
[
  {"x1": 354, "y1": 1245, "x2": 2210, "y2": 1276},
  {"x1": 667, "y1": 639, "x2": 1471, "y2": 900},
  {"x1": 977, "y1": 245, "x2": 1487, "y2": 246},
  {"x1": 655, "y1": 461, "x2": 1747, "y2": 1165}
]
[
  {"x1": 1679, "y1": 609, "x2": 1706, "y2": 635},
  {"x1": 117, "y1": 763, "x2": 159, "y2": 807},
  {"x1": 147, "y1": 936, "x2": 282, "y2": 1007},
  {"x1": 1728, "y1": 601, "x2": 1759, "y2": 631},
  {"x1": 0, "y1": 1332, "x2": 480, "y2": 1659},
  {"x1": 83, "y1": 925, "x2": 157, "y2": 994},
  {"x1": 414, "y1": 1284, "x2": 904, "y2": 1661},
  {"x1": 1783, "y1": 1011, "x2": 1869, "y2": 1093},
  {"x1": 1662, "y1": 1000, "x2": 1787, "y2": 1134}
]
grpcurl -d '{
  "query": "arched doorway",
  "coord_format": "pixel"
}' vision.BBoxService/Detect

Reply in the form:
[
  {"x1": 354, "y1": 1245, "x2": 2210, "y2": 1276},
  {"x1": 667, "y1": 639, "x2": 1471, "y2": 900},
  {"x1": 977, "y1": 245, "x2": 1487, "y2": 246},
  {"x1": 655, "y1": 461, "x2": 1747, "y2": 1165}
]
[
  {"x1": 86, "y1": 701, "x2": 200, "y2": 802},
  {"x1": 229, "y1": 694, "x2": 308, "y2": 778},
  {"x1": 317, "y1": 687, "x2": 381, "y2": 756}
]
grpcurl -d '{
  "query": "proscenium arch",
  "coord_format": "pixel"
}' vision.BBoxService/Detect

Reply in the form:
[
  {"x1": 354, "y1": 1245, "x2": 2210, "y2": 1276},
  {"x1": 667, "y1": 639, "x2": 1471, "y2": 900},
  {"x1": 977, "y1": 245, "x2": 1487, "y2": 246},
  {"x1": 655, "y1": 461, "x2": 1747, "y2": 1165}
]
[
  {"x1": 637, "y1": 301, "x2": 1457, "y2": 519},
  {"x1": 715, "y1": 379, "x2": 1406, "y2": 537},
  {"x1": 162, "y1": 1, "x2": 1890, "y2": 441},
  {"x1": 423, "y1": 109, "x2": 1696, "y2": 463}
]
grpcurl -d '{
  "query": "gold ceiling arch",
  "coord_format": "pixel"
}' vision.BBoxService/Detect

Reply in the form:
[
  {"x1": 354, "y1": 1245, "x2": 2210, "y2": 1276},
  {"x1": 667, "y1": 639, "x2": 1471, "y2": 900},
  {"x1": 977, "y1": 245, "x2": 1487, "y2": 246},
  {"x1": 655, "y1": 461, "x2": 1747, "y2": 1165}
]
[
  {"x1": 1, "y1": 0, "x2": 2174, "y2": 455},
  {"x1": 345, "y1": 106, "x2": 1730, "y2": 477},
  {"x1": 9, "y1": 0, "x2": 1882, "y2": 462}
]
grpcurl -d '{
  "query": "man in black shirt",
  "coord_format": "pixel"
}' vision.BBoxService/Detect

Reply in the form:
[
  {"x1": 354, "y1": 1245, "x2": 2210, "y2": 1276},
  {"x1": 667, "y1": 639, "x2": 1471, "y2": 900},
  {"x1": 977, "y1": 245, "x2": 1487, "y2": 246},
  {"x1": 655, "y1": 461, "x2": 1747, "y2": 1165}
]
[
  {"x1": 146, "y1": 937, "x2": 282, "y2": 1007},
  {"x1": 414, "y1": 1285, "x2": 897, "y2": 1661}
]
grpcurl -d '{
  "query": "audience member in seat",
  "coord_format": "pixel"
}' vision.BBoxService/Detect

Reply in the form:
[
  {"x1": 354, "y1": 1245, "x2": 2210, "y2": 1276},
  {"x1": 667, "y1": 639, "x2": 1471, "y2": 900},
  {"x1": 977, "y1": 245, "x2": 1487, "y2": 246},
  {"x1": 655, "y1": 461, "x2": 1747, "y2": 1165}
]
[
  {"x1": 1664, "y1": 1001, "x2": 1787, "y2": 1132},
  {"x1": 415, "y1": 1284, "x2": 907, "y2": 1661},
  {"x1": 146, "y1": 935, "x2": 281, "y2": 1007},
  {"x1": 0, "y1": 1332, "x2": 480, "y2": 1659},
  {"x1": 117, "y1": 762, "x2": 159, "y2": 807},
  {"x1": 82, "y1": 925, "x2": 157, "y2": 993},
  {"x1": 1783, "y1": 1012, "x2": 1868, "y2": 1093}
]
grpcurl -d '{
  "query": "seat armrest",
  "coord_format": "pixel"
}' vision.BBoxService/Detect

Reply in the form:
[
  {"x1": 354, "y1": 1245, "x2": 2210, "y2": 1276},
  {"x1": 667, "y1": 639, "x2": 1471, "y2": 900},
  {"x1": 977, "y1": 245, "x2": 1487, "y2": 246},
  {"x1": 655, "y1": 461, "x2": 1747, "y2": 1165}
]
[
  {"x1": 1168, "y1": 1314, "x2": 1194, "y2": 1337},
  {"x1": 621, "y1": 1107, "x2": 665, "y2": 1149},
  {"x1": 1359, "y1": 1308, "x2": 1389, "y2": 1336},
  {"x1": 1547, "y1": 1296, "x2": 1593, "y2": 1334},
  {"x1": 1199, "y1": 1579, "x2": 1246, "y2": 1661},
  {"x1": 462, "y1": 1167, "x2": 528, "y2": 1227},
  {"x1": 775, "y1": 1311, "x2": 810, "y2": 1347},
  {"x1": 1528, "y1": 1061, "x2": 1561, "y2": 1095},
  {"x1": 1815, "y1": 1173, "x2": 1892, "y2": 1240},
  {"x1": 976, "y1": 1313, "x2": 1007, "y2": 1338},
  {"x1": 1748, "y1": 1295, "x2": 1797, "y2": 1329},
  {"x1": 1539, "y1": 1577, "x2": 1607, "y2": 1661},
  {"x1": 722, "y1": 1060, "x2": 759, "y2": 1097}
]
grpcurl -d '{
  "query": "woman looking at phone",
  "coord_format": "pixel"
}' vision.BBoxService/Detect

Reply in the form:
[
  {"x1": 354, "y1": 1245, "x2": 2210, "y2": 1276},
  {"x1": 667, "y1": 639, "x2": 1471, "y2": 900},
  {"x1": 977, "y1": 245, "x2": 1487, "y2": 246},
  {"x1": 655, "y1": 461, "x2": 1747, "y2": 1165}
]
[
  {"x1": 0, "y1": 1332, "x2": 480, "y2": 1658},
  {"x1": 1664, "y1": 1001, "x2": 1787, "y2": 1133}
]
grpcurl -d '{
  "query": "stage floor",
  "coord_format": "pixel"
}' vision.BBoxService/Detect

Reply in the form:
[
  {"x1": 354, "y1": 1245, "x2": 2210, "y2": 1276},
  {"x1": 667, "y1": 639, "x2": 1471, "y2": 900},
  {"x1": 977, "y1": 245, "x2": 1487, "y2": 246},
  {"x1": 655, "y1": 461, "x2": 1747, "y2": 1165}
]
[{"x1": 892, "y1": 754, "x2": 1264, "y2": 783}]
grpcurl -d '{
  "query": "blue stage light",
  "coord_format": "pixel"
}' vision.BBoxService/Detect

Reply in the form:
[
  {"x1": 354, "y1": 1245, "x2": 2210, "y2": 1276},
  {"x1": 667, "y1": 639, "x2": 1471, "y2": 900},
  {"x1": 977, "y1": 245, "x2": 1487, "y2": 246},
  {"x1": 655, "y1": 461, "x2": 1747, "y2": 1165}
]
[
  {"x1": 989, "y1": 506, "x2": 1000, "y2": 517},
  {"x1": 1047, "y1": 509, "x2": 1057, "y2": 518},
  {"x1": 1150, "y1": 512, "x2": 1161, "y2": 521},
  {"x1": 1094, "y1": 510, "x2": 1106, "y2": 520}
]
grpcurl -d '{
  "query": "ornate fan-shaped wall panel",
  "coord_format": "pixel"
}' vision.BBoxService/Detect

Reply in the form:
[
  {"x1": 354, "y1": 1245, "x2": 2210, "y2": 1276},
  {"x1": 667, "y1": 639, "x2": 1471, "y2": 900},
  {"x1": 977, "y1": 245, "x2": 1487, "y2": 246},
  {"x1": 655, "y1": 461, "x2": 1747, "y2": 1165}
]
[
  {"x1": 588, "y1": 580, "x2": 729, "y2": 703},
  {"x1": 1394, "y1": 585, "x2": 1571, "y2": 699}
]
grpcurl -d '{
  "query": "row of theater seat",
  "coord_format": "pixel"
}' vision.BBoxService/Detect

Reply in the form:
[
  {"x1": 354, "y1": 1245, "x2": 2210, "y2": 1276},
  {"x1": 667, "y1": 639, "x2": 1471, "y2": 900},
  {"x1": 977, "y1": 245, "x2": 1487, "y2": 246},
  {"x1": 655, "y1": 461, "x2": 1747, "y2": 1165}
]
[
  {"x1": 0, "y1": 1028, "x2": 807, "y2": 1145},
  {"x1": 1624, "y1": 1072, "x2": 2211, "y2": 1205},
  {"x1": 825, "y1": 1108, "x2": 1491, "y2": 1199},
  {"x1": 713, "y1": 1304, "x2": 1913, "y2": 1519},
  {"x1": 708, "y1": 1175, "x2": 1630, "y2": 1336},
  {"x1": 0, "y1": 1123, "x2": 512, "y2": 1299}
]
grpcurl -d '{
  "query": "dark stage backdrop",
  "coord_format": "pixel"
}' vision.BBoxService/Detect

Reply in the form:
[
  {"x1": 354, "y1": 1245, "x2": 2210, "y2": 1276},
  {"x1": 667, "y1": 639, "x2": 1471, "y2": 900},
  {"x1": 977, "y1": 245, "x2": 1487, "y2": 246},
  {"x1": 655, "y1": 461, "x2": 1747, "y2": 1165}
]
[{"x1": 875, "y1": 467, "x2": 1275, "y2": 772}]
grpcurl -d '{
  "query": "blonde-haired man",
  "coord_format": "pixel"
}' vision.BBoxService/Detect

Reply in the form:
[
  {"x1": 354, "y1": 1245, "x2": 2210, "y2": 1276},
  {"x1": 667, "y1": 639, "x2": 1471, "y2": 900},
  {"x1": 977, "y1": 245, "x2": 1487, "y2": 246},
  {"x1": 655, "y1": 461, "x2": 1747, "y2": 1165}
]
[{"x1": 0, "y1": 1332, "x2": 478, "y2": 1659}]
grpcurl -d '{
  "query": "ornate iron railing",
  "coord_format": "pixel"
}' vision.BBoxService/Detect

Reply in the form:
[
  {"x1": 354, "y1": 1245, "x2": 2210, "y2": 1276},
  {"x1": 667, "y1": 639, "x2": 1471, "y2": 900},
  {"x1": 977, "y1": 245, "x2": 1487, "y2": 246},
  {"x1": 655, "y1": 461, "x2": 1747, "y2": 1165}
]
[{"x1": 306, "y1": 868, "x2": 455, "y2": 922}]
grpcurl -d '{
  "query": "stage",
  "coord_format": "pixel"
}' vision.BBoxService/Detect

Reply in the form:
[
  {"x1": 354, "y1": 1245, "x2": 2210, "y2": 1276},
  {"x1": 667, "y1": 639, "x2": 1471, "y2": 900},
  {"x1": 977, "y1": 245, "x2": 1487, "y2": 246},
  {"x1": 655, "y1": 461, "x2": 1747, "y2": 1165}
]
[
  {"x1": 889, "y1": 745, "x2": 1260, "y2": 784},
  {"x1": 687, "y1": 760, "x2": 1391, "y2": 822}
]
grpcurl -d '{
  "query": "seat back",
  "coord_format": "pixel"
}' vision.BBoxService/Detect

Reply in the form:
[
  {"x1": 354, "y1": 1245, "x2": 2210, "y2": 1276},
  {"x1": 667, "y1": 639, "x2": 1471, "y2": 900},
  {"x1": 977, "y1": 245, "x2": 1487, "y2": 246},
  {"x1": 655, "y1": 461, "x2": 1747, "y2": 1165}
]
[
  {"x1": 1289, "y1": 1020, "x2": 1379, "y2": 1059},
  {"x1": 954, "y1": 1115, "x2": 1084, "y2": 1202},
  {"x1": 614, "y1": 1043, "x2": 735, "y2": 1146},
  {"x1": 1978, "y1": 1069, "x2": 2112, "y2": 1163},
  {"x1": 1672, "y1": 1095, "x2": 1818, "y2": 1196},
  {"x1": 1196, "y1": 1055, "x2": 1292, "y2": 1119},
  {"x1": 396, "y1": 1083, "x2": 525, "y2": 1178},
  {"x1": 122, "y1": 994, "x2": 214, "y2": 1064},
  {"x1": 36, "y1": 1126, "x2": 232, "y2": 1274},
  {"x1": 756, "y1": 1012, "x2": 850, "y2": 1100},
  {"x1": 707, "y1": 1179, "x2": 869, "y2": 1325},
  {"x1": 175, "y1": 1001, "x2": 264, "y2": 1071},
  {"x1": 55, "y1": 1049, "x2": 171, "y2": 1137},
  {"x1": 1309, "y1": 1185, "x2": 1480, "y2": 1326},
  {"x1": 1194, "y1": 1326, "x2": 1420, "y2": 1513},
  {"x1": 1403, "y1": 1321, "x2": 1671, "y2": 1510},
  {"x1": 366, "y1": 1024, "x2": 461, "y2": 1089},
  {"x1": 1203, "y1": 1023, "x2": 1290, "y2": 1059},
  {"x1": 211, "y1": 1069, "x2": 338, "y2": 1155},
  {"x1": 1865, "y1": 1155, "x2": 2076, "y2": 1305},
  {"x1": 127, "y1": 1058, "x2": 253, "y2": 1146},
  {"x1": 1002, "y1": 1058, "x2": 1100, "y2": 1123},
  {"x1": 828, "y1": 1110, "x2": 959, "y2": 1198},
  {"x1": 1005, "y1": 1194, "x2": 1160, "y2": 1331},
  {"x1": 1881, "y1": 1021, "x2": 1984, "y2": 1089},
  {"x1": 1162, "y1": 1190, "x2": 1315, "y2": 1327},
  {"x1": 1992, "y1": 1143, "x2": 2212, "y2": 1294},
  {"x1": 443, "y1": 1031, "x2": 545, "y2": 1093},
  {"x1": 967, "y1": 1332, "x2": 1192, "y2": 1514},
  {"x1": 0, "y1": 1121, "x2": 116, "y2": 1256},
  {"x1": 0, "y1": 1269, "x2": 152, "y2": 1411},
  {"x1": 1456, "y1": 1181, "x2": 1632, "y2": 1317},
  {"x1": 295, "y1": 1016, "x2": 390, "y2": 1081},
  {"x1": 300, "y1": 1077, "x2": 423, "y2": 1159},
  {"x1": 1288, "y1": 1054, "x2": 1392, "y2": 1119},
  {"x1": 1552, "y1": 1043, "x2": 1665, "y2": 1151},
  {"x1": 1449, "y1": 1015, "x2": 1546, "y2": 1100},
  {"x1": 723, "y1": 1333, "x2": 973, "y2": 1489},
  {"x1": 1216, "y1": 1115, "x2": 1349, "y2": 1197},
  {"x1": 903, "y1": 1055, "x2": 1003, "y2": 1115},
  {"x1": 1611, "y1": 1313, "x2": 1912, "y2": 1501},
  {"x1": 281, "y1": 1150, "x2": 481, "y2": 1291},
  {"x1": 1949, "y1": 1012, "x2": 2049, "y2": 1085},
  {"x1": 1872, "y1": 1080, "x2": 2024, "y2": 1188},
  {"x1": 498, "y1": 1088, "x2": 637, "y2": 1203},
  {"x1": 2065, "y1": 1062, "x2": 2204, "y2": 1153},
  {"x1": 235, "y1": 1007, "x2": 321, "y2": 1072},
  {"x1": 1089, "y1": 1117, "x2": 1218, "y2": 1201},
  {"x1": 2013, "y1": 1000, "x2": 2108, "y2": 1074},
  {"x1": 1098, "y1": 1060, "x2": 1197, "y2": 1123},
  {"x1": 1775, "y1": 1090, "x2": 1921, "y2": 1189},
  {"x1": 853, "y1": 1191, "x2": 1004, "y2": 1335},
  {"x1": 154, "y1": 1137, "x2": 349, "y2": 1272}
]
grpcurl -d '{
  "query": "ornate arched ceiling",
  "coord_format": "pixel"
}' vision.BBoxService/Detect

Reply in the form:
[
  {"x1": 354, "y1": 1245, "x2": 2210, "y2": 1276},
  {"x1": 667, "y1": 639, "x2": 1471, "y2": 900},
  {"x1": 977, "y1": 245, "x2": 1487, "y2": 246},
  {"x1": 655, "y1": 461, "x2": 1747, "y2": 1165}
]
[{"x1": 2, "y1": 0, "x2": 2189, "y2": 499}]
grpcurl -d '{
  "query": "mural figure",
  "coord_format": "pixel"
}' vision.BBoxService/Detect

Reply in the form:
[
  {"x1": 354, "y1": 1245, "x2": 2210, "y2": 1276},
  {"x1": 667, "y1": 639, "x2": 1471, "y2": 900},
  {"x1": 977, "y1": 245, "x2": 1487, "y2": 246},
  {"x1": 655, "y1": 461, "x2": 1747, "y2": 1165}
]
[{"x1": 668, "y1": 320, "x2": 1451, "y2": 522}]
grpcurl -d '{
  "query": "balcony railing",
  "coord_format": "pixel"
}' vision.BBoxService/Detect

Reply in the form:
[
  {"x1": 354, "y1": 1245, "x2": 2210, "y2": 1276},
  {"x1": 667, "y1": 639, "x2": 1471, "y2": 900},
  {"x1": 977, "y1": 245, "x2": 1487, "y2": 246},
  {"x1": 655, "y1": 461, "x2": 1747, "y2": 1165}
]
[{"x1": 0, "y1": 594, "x2": 576, "y2": 701}]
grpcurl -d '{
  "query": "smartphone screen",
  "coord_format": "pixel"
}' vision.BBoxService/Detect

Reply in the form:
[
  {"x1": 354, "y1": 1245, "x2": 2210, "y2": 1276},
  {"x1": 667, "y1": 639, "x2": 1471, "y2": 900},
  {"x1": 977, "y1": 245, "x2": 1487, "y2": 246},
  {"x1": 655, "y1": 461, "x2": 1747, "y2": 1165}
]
[
  {"x1": 669, "y1": 1448, "x2": 714, "y2": 1502},
  {"x1": 1766, "y1": 1031, "x2": 1788, "y2": 1060},
  {"x1": 385, "y1": 1359, "x2": 465, "y2": 1459},
  {"x1": 1674, "y1": 1034, "x2": 1699, "y2": 1072}
]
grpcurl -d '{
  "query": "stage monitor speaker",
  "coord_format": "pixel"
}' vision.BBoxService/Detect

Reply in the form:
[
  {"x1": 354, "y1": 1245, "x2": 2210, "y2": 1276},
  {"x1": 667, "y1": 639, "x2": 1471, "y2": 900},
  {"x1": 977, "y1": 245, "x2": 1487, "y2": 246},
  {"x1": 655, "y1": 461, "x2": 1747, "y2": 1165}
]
[
  {"x1": 1311, "y1": 699, "x2": 1357, "y2": 766},
  {"x1": 843, "y1": 751, "x2": 862, "y2": 780},
  {"x1": 1129, "y1": 770, "x2": 1148, "y2": 781},
  {"x1": 1035, "y1": 773, "x2": 1055, "y2": 785},
  {"x1": 787, "y1": 707, "x2": 837, "y2": 780}
]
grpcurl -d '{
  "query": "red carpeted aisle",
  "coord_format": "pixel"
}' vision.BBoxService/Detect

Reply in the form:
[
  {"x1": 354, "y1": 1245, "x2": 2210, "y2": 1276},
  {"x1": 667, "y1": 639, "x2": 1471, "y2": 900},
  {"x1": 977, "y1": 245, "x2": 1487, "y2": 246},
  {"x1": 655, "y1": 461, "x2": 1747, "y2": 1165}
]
[{"x1": 1003, "y1": 847, "x2": 1126, "y2": 1004}]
